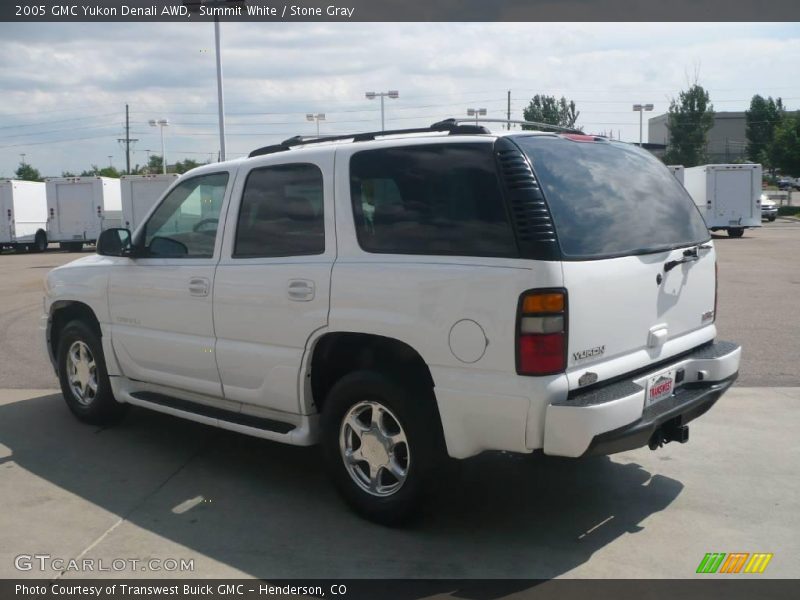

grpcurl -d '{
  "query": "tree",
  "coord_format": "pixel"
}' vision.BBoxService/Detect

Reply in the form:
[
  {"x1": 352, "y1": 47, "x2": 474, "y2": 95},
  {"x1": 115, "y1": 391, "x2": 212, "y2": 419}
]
[
  {"x1": 663, "y1": 84, "x2": 715, "y2": 167},
  {"x1": 522, "y1": 95, "x2": 581, "y2": 130},
  {"x1": 174, "y1": 158, "x2": 202, "y2": 174},
  {"x1": 146, "y1": 155, "x2": 164, "y2": 173},
  {"x1": 746, "y1": 95, "x2": 784, "y2": 168},
  {"x1": 770, "y1": 115, "x2": 800, "y2": 177},
  {"x1": 79, "y1": 165, "x2": 121, "y2": 178},
  {"x1": 61, "y1": 171, "x2": 76, "y2": 177},
  {"x1": 14, "y1": 162, "x2": 43, "y2": 182}
]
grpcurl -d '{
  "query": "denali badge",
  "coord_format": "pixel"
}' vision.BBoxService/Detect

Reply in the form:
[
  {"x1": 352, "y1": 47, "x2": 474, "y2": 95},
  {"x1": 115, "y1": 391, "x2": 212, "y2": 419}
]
[
  {"x1": 578, "y1": 372, "x2": 598, "y2": 386},
  {"x1": 573, "y1": 346, "x2": 605, "y2": 361}
]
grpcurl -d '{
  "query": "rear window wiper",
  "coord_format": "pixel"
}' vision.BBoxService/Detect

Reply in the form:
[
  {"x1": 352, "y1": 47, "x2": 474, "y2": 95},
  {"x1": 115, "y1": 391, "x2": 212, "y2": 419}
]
[{"x1": 664, "y1": 244, "x2": 711, "y2": 272}]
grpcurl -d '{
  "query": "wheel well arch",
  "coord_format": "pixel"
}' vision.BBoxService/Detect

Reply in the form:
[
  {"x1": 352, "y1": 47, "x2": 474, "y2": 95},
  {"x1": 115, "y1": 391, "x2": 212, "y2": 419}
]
[
  {"x1": 49, "y1": 301, "x2": 101, "y2": 361},
  {"x1": 308, "y1": 332, "x2": 435, "y2": 413}
]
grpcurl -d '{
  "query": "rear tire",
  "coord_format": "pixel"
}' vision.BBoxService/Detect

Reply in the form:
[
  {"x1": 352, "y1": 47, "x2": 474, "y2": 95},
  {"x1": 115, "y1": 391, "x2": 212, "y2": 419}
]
[
  {"x1": 56, "y1": 320, "x2": 127, "y2": 426},
  {"x1": 60, "y1": 242, "x2": 83, "y2": 252},
  {"x1": 727, "y1": 227, "x2": 745, "y2": 238},
  {"x1": 768, "y1": 216, "x2": 776, "y2": 222},
  {"x1": 32, "y1": 231, "x2": 47, "y2": 253},
  {"x1": 321, "y1": 370, "x2": 444, "y2": 525}
]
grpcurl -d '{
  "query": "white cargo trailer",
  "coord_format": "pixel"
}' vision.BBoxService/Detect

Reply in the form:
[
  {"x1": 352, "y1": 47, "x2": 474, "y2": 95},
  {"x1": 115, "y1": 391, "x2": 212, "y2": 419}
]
[
  {"x1": 667, "y1": 165, "x2": 684, "y2": 185},
  {"x1": 45, "y1": 176, "x2": 122, "y2": 251},
  {"x1": 682, "y1": 163, "x2": 762, "y2": 238},
  {"x1": 120, "y1": 174, "x2": 178, "y2": 231},
  {"x1": 0, "y1": 180, "x2": 48, "y2": 252}
]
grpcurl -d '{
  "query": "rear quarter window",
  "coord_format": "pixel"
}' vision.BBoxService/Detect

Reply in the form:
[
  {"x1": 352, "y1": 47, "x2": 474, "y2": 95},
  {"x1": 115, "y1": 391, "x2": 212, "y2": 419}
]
[
  {"x1": 349, "y1": 143, "x2": 517, "y2": 258},
  {"x1": 513, "y1": 136, "x2": 710, "y2": 259}
]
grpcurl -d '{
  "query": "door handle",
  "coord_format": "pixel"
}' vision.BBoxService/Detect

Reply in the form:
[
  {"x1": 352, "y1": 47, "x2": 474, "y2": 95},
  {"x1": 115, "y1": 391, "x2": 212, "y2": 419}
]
[
  {"x1": 188, "y1": 277, "x2": 210, "y2": 297},
  {"x1": 288, "y1": 279, "x2": 315, "y2": 302}
]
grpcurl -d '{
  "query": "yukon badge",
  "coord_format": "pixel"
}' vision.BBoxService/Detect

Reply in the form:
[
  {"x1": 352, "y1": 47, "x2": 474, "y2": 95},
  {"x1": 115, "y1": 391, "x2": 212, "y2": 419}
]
[{"x1": 573, "y1": 345, "x2": 605, "y2": 361}]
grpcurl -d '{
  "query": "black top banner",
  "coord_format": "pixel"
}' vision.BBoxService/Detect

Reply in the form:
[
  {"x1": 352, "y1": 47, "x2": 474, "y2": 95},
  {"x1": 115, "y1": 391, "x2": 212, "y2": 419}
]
[{"x1": 2, "y1": 0, "x2": 800, "y2": 22}]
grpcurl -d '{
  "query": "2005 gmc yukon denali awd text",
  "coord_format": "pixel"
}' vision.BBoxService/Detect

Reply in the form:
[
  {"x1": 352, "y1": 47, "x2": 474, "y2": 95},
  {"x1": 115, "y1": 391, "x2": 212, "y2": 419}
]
[{"x1": 41, "y1": 119, "x2": 741, "y2": 524}]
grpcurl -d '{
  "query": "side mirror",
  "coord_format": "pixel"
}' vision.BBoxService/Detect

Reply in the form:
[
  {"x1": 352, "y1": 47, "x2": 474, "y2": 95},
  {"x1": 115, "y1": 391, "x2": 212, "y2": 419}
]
[{"x1": 97, "y1": 228, "x2": 132, "y2": 256}]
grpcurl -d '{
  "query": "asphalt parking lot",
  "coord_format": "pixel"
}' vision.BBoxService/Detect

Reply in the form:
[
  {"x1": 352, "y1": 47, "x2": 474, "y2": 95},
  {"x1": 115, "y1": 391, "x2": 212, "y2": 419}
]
[{"x1": 0, "y1": 220, "x2": 799, "y2": 581}]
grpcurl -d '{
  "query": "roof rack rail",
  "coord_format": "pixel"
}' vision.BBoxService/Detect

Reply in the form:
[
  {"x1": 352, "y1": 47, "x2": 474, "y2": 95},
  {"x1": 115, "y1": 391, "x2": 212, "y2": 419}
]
[
  {"x1": 445, "y1": 117, "x2": 583, "y2": 135},
  {"x1": 248, "y1": 119, "x2": 491, "y2": 158}
]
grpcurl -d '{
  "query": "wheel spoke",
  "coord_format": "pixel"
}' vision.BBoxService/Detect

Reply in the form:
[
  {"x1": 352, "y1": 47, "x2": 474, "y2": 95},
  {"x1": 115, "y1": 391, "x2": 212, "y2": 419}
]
[
  {"x1": 345, "y1": 413, "x2": 367, "y2": 437},
  {"x1": 386, "y1": 458, "x2": 407, "y2": 482},
  {"x1": 370, "y1": 404, "x2": 384, "y2": 428},
  {"x1": 368, "y1": 464, "x2": 382, "y2": 492},
  {"x1": 387, "y1": 431, "x2": 406, "y2": 450}
]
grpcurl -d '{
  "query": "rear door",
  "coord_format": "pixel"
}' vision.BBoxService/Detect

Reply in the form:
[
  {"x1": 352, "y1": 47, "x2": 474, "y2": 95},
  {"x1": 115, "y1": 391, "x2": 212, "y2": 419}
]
[
  {"x1": 213, "y1": 153, "x2": 335, "y2": 414},
  {"x1": 513, "y1": 135, "x2": 715, "y2": 388},
  {"x1": 54, "y1": 181, "x2": 97, "y2": 239},
  {"x1": 714, "y1": 168, "x2": 753, "y2": 221}
]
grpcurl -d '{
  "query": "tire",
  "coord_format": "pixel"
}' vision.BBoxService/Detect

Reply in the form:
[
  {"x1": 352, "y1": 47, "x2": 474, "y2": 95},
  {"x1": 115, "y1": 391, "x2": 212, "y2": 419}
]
[
  {"x1": 769, "y1": 216, "x2": 776, "y2": 222},
  {"x1": 321, "y1": 370, "x2": 444, "y2": 525},
  {"x1": 60, "y1": 242, "x2": 83, "y2": 252},
  {"x1": 56, "y1": 319, "x2": 127, "y2": 426},
  {"x1": 32, "y1": 231, "x2": 47, "y2": 253},
  {"x1": 727, "y1": 227, "x2": 745, "y2": 238}
]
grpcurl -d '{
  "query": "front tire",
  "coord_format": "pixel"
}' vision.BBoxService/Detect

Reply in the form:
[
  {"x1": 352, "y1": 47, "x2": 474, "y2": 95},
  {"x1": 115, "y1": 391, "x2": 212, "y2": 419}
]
[
  {"x1": 321, "y1": 370, "x2": 443, "y2": 525},
  {"x1": 57, "y1": 320, "x2": 127, "y2": 425},
  {"x1": 727, "y1": 227, "x2": 745, "y2": 238}
]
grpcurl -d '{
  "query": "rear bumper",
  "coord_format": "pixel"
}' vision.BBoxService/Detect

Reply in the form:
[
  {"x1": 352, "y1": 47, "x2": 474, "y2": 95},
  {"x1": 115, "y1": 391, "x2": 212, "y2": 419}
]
[{"x1": 543, "y1": 340, "x2": 741, "y2": 457}]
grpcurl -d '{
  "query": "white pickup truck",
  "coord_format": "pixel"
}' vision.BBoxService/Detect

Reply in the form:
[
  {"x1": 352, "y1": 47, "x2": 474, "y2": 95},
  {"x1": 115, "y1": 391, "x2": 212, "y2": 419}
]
[{"x1": 42, "y1": 120, "x2": 741, "y2": 523}]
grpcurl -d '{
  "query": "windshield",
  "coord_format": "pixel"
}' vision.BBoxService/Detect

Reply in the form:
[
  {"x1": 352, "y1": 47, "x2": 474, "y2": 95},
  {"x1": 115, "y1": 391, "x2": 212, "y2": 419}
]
[{"x1": 512, "y1": 135, "x2": 710, "y2": 259}]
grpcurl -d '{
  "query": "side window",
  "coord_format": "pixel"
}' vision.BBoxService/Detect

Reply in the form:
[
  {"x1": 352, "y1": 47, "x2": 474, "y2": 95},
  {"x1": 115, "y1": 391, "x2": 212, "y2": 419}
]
[
  {"x1": 142, "y1": 172, "x2": 229, "y2": 258},
  {"x1": 349, "y1": 143, "x2": 517, "y2": 257},
  {"x1": 233, "y1": 163, "x2": 325, "y2": 258}
]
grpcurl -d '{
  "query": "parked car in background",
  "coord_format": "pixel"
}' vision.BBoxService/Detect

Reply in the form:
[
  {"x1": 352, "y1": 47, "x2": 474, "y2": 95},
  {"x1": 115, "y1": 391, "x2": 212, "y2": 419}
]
[{"x1": 760, "y1": 194, "x2": 778, "y2": 222}]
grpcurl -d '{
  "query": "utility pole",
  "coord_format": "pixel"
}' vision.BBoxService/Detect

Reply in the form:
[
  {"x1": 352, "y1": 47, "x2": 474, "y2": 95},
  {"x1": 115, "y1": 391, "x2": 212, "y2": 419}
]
[
  {"x1": 507, "y1": 90, "x2": 511, "y2": 130},
  {"x1": 117, "y1": 104, "x2": 138, "y2": 174}
]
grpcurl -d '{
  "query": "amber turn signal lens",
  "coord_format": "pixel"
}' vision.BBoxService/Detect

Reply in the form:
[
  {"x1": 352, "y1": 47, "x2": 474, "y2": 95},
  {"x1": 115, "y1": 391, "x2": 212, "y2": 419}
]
[{"x1": 522, "y1": 292, "x2": 564, "y2": 314}]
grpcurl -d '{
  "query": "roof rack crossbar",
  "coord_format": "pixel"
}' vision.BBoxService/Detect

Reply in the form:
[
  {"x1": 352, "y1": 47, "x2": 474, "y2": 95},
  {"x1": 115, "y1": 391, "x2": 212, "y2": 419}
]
[
  {"x1": 445, "y1": 117, "x2": 583, "y2": 135},
  {"x1": 248, "y1": 120, "x2": 491, "y2": 158}
]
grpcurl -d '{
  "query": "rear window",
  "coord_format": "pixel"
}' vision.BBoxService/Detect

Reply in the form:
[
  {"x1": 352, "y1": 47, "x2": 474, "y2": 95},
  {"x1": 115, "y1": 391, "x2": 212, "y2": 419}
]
[
  {"x1": 513, "y1": 136, "x2": 710, "y2": 259},
  {"x1": 349, "y1": 143, "x2": 517, "y2": 257}
]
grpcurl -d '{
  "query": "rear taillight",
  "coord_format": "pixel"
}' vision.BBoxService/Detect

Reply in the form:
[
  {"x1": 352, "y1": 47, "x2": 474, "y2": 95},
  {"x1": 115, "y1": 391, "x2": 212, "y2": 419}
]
[{"x1": 517, "y1": 289, "x2": 567, "y2": 376}]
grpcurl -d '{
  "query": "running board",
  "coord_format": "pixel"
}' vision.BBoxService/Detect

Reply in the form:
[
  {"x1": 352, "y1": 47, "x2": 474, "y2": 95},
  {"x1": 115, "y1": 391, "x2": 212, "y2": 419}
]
[{"x1": 130, "y1": 391, "x2": 296, "y2": 434}]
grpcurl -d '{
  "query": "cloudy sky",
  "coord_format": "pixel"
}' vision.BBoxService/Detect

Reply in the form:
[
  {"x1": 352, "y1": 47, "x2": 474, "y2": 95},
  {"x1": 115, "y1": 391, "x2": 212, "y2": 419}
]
[{"x1": 1, "y1": 22, "x2": 799, "y2": 177}]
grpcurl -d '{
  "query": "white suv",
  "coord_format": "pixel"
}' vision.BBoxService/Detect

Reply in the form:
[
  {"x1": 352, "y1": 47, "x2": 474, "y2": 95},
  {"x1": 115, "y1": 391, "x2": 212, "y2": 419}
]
[{"x1": 42, "y1": 120, "x2": 741, "y2": 523}]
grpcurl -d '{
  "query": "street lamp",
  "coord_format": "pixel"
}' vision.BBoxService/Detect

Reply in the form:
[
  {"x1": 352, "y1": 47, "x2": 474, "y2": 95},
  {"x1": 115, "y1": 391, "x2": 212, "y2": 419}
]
[
  {"x1": 467, "y1": 108, "x2": 487, "y2": 124},
  {"x1": 632, "y1": 103, "x2": 654, "y2": 146},
  {"x1": 149, "y1": 119, "x2": 169, "y2": 174},
  {"x1": 365, "y1": 90, "x2": 399, "y2": 130},
  {"x1": 306, "y1": 113, "x2": 326, "y2": 137},
  {"x1": 184, "y1": 0, "x2": 246, "y2": 161}
]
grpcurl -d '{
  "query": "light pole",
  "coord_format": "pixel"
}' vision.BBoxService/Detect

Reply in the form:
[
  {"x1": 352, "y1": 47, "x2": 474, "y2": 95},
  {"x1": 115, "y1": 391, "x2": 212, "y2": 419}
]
[
  {"x1": 108, "y1": 155, "x2": 113, "y2": 168},
  {"x1": 306, "y1": 113, "x2": 326, "y2": 137},
  {"x1": 149, "y1": 119, "x2": 169, "y2": 174},
  {"x1": 632, "y1": 103, "x2": 654, "y2": 146},
  {"x1": 365, "y1": 90, "x2": 399, "y2": 130},
  {"x1": 19, "y1": 153, "x2": 26, "y2": 166},
  {"x1": 467, "y1": 108, "x2": 487, "y2": 124},
  {"x1": 184, "y1": 1, "x2": 246, "y2": 161}
]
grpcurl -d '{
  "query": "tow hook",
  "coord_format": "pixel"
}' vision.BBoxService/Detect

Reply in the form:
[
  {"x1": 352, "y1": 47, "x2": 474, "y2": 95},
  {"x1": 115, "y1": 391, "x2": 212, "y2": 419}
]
[{"x1": 648, "y1": 422, "x2": 689, "y2": 450}]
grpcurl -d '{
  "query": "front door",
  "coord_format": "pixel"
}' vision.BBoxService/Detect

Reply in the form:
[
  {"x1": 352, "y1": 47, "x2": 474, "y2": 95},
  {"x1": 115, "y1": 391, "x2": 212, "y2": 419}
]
[
  {"x1": 108, "y1": 170, "x2": 233, "y2": 397},
  {"x1": 213, "y1": 154, "x2": 335, "y2": 414}
]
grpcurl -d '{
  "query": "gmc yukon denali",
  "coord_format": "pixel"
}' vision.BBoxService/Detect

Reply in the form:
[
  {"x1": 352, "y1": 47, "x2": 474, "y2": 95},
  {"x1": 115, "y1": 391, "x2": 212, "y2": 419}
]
[{"x1": 42, "y1": 119, "x2": 741, "y2": 523}]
